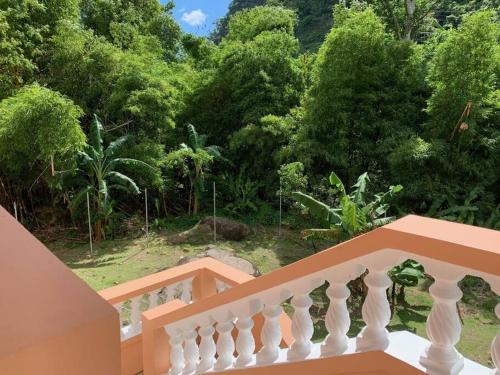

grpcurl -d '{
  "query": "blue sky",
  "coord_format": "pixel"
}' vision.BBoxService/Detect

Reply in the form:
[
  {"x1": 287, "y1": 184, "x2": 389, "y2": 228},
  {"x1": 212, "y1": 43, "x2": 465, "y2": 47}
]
[{"x1": 165, "y1": 0, "x2": 232, "y2": 36}]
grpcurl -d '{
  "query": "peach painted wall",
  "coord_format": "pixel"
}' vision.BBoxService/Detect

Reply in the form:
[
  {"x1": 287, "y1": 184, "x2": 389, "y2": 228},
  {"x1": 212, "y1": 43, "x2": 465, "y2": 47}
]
[{"x1": 0, "y1": 206, "x2": 121, "y2": 374}]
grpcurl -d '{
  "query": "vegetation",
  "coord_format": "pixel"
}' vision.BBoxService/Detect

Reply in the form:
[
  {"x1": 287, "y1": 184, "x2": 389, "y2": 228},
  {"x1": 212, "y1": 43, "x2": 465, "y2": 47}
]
[
  {"x1": 0, "y1": 0, "x2": 498, "y2": 357},
  {"x1": 64, "y1": 115, "x2": 153, "y2": 241},
  {"x1": 293, "y1": 172, "x2": 402, "y2": 243},
  {"x1": 2, "y1": 0, "x2": 497, "y2": 232}
]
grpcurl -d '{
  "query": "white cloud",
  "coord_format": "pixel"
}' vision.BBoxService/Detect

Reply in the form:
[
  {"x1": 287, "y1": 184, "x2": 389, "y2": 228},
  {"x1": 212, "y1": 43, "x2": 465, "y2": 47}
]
[{"x1": 181, "y1": 9, "x2": 207, "y2": 27}]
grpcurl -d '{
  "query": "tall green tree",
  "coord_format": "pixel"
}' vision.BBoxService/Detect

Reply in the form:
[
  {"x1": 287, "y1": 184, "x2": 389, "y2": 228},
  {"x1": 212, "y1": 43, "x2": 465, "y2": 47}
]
[
  {"x1": 80, "y1": 0, "x2": 180, "y2": 59},
  {"x1": 0, "y1": 84, "x2": 85, "y2": 212},
  {"x1": 296, "y1": 5, "x2": 426, "y2": 186},
  {"x1": 185, "y1": 6, "x2": 304, "y2": 143},
  {"x1": 0, "y1": 0, "x2": 45, "y2": 98},
  {"x1": 389, "y1": 11, "x2": 499, "y2": 215}
]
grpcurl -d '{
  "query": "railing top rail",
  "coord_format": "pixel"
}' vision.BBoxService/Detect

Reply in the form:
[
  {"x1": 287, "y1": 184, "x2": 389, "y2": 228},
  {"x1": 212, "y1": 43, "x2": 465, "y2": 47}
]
[
  {"x1": 98, "y1": 257, "x2": 252, "y2": 304},
  {"x1": 157, "y1": 215, "x2": 499, "y2": 327}
]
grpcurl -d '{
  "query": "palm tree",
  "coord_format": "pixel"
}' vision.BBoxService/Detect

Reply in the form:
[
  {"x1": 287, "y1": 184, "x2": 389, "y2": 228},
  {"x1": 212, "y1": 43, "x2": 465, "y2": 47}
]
[
  {"x1": 166, "y1": 124, "x2": 223, "y2": 215},
  {"x1": 66, "y1": 115, "x2": 153, "y2": 241}
]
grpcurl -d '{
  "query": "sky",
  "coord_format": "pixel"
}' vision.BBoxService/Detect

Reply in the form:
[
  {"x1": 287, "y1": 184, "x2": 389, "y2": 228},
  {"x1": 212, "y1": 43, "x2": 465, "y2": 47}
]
[{"x1": 165, "y1": 0, "x2": 232, "y2": 36}]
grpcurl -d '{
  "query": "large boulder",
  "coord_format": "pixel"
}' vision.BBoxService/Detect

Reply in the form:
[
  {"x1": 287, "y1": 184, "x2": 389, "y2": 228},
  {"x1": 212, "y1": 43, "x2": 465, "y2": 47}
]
[
  {"x1": 199, "y1": 217, "x2": 250, "y2": 241},
  {"x1": 177, "y1": 246, "x2": 261, "y2": 277}
]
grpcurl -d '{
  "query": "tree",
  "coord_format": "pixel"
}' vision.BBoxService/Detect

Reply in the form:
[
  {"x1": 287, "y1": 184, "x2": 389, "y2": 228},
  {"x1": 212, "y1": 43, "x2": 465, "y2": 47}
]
[
  {"x1": 66, "y1": 115, "x2": 153, "y2": 241},
  {"x1": 166, "y1": 124, "x2": 223, "y2": 215},
  {"x1": 296, "y1": 5, "x2": 426, "y2": 186},
  {"x1": 426, "y1": 11, "x2": 498, "y2": 139},
  {"x1": 225, "y1": 5, "x2": 297, "y2": 42},
  {"x1": 0, "y1": 84, "x2": 85, "y2": 182},
  {"x1": 46, "y1": 21, "x2": 120, "y2": 114},
  {"x1": 0, "y1": 0, "x2": 45, "y2": 98},
  {"x1": 293, "y1": 171, "x2": 402, "y2": 244},
  {"x1": 80, "y1": 0, "x2": 180, "y2": 60},
  {"x1": 185, "y1": 6, "x2": 304, "y2": 144},
  {"x1": 0, "y1": 84, "x2": 85, "y2": 216},
  {"x1": 388, "y1": 11, "x2": 499, "y2": 216}
]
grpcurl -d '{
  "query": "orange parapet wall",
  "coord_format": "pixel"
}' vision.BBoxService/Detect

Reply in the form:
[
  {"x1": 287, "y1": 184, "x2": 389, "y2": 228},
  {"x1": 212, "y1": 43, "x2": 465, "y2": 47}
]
[{"x1": 0, "y1": 206, "x2": 121, "y2": 374}]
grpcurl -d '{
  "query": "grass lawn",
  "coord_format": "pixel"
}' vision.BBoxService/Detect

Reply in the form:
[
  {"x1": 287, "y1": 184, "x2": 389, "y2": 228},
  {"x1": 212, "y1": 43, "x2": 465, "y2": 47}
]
[{"x1": 46, "y1": 224, "x2": 498, "y2": 367}]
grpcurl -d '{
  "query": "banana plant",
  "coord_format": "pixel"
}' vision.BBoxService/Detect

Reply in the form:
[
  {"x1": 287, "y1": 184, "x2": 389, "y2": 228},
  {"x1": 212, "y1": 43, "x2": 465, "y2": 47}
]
[
  {"x1": 166, "y1": 124, "x2": 223, "y2": 215},
  {"x1": 292, "y1": 171, "x2": 403, "y2": 242},
  {"x1": 65, "y1": 115, "x2": 154, "y2": 241},
  {"x1": 388, "y1": 259, "x2": 425, "y2": 315}
]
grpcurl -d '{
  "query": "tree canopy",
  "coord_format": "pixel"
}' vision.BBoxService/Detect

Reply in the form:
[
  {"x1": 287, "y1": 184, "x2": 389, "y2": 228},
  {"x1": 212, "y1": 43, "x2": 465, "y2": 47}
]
[{"x1": 0, "y1": 0, "x2": 497, "y2": 231}]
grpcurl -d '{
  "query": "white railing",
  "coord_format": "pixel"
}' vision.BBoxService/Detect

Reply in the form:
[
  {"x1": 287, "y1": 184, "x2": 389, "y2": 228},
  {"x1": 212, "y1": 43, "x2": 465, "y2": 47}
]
[
  {"x1": 162, "y1": 249, "x2": 499, "y2": 375},
  {"x1": 113, "y1": 277, "x2": 194, "y2": 340}
]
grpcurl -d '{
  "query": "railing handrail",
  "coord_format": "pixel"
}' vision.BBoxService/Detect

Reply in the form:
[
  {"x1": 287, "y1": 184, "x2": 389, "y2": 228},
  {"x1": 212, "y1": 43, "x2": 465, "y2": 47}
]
[
  {"x1": 156, "y1": 215, "x2": 500, "y2": 328},
  {"x1": 98, "y1": 257, "x2": 253, "y2": 305}
]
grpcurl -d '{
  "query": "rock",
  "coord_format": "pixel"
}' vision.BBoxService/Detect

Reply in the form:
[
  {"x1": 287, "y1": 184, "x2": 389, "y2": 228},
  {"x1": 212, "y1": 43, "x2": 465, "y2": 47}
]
[
  {"x1": 170, "y1": 216, "x2": 250, "y2": 244},
  {"x1": 177, "y1": 246, "x2": 261, "y2": 277},
  {"x1": 199, "y1": 217, "x2": 251, "y2": 241}
]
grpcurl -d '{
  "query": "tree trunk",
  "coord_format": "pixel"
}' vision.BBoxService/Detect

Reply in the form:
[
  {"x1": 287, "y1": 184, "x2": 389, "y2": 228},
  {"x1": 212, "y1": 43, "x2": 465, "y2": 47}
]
[
  {"x1": 404, "y1": 0, "x2": 417, "y2": 40},
  {"x1": 193, "y1": 193, "x2": 199, "y2": 215},
  {"x1": 397, "y1": 285, "x2": 407, "y2": 306},
  {"x1": 390, "y1": 282, "x2": 397, "y2": 318}
]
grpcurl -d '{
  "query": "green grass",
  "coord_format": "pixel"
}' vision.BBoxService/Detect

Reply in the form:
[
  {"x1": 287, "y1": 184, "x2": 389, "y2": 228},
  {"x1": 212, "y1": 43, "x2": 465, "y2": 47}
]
[
  {"x1": 48, "y1": 226, "x2": 313, "y2": 290},
  {"x1": 46, "y1": 225, "x2": 498, "y2": 367}
]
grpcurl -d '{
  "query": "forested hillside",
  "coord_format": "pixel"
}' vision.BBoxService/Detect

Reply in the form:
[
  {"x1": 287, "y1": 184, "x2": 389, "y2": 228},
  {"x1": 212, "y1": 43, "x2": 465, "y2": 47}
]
[
  {"x1": 212, "y1": 0, "x2": 336, "y2": 50},
  {"x1": 0, "y1": 0, "x2": 498, "y2": 237},
  {"x1": 214, "y1": 0, "x2": 499, "y2": 50}
]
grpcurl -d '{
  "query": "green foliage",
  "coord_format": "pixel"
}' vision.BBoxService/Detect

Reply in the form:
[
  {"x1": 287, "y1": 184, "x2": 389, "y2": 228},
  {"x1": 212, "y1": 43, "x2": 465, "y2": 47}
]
[
  {"x1": 223, "y1": 171, "x2": 260, "y2": 217},
  {"x1": 278, "y1": 162, "x2": 308, "y2": 205},
  {"x1": 297, "y1": 5, "x2": 426, "y2": 185},
  {"x1": 427, "y1": 11, "x2": 498, "y2": 139},
  {"x1": 389, "y1": 260, "x2": 425, "y2": 288},
  {"x1": 47, "y1": 21, "x2": 120, "y2": 113},
  {"x1": 80, "y1": 0, "x2": 180, "y2": 59},
  {"x1": 65, "y1": 115, "x2": 153, "y2": 240},
  {"x1": 187, "y1": 16, "x2": 304, "y2": 142},
  {"x1": 213, "y1": 0, "x2": 336, "y2": 51},
  {"x1": 293, "y1": 171, "x2": 402, "y2": 241},
  {"x1": 389, "y1": 11, "x2": 499, "y2": 218},
  {"x1": 166, "y1": 124, "x2": 223, "y2": 214},
  {"x1": 0, "y1": 84, "x2": 85, "y2": 180},
  {"x1": 226, "y1": 5, "x2": 297, "y2": 42},
  {"x1": 106, "y1": 53, "x2": 188, "y2": 143},
  {"x1": 0, "y1": 0, "x2": 45, "y2": 98}
]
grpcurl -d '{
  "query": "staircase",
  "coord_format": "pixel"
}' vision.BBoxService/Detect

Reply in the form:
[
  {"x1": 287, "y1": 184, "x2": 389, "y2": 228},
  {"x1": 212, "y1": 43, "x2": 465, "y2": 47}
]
[{"x1": 101, "y1": 215, "x2": 500, "y2": 375}]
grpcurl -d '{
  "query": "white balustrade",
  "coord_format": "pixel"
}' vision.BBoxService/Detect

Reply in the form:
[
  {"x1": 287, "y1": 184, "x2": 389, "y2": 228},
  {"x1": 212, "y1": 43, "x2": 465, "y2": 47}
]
[
  {"x1": 235, "y1": 316, "x2": 255, "y2": 367},
  {"x1": 148, "y1": 288, "x2": 160, "y2": 309},
  {"x1": 287, "y1": 293, "x2": 314, "y2": 360},
  {"x1": 419, "y1": 270, "x2": 465, "y2": 375},
  {"x1": 181, "y1": 279, "x2": 192, "y2": 303},
  {"x1": 197, "y1": 324, "x2": 216, "y2": 373},
  {"x1": 217, "y1": 280, "x2": 229, "y2": 293},
  {"x1": 183, "y1": 327, "x2": 199, "y2": 374},
  {"x1": 356, "y1": 267, "x2": 392, "y2": 352},
  {"x1": 167, "y1": 329, "x2": 184, "y2": 375},
  {"x1": 113, "y1": 278, "x2": 195, "y2": 341},
  {"x1": 158, "y1": 249, "x2": 499, "y2": 375},
  {"x1": 256, "y1": 304, "x2": 283, "y2": 364},
  {"x1": 491, "y1": 303, "x2": 500, "y2": 375},
  {"x1": 166, "y1": 283, "x2": 178, "y2": 302},
  {"x1": 129, "y1": 295, "x2": 143, "y2": 333},
  {"x1": 321, "y1": 282, "x2": 351, "y2": 356},
  {"x1": 215, "y1": 318, "x2": 236, "y2": 370}
]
